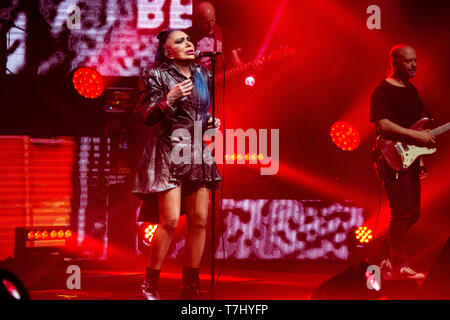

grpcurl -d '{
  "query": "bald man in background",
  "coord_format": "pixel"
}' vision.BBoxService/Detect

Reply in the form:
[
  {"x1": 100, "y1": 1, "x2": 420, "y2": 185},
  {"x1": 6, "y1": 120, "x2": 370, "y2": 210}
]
[
  {"x1": 369, "y1": 44, "x2": 435, "y2": 280},
  {"x1": 186, "y1": 1, "x2": 243, "y2": 68}
]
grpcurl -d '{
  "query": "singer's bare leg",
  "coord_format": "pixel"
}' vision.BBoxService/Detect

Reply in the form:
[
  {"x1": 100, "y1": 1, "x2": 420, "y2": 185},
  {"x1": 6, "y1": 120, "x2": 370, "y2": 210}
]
[
  {"x1": 184, "y1": 185, "x2": 209, "y2": 268},
  {"x1": 148, "y1": 186, "x2": 181, "y2": 270}
]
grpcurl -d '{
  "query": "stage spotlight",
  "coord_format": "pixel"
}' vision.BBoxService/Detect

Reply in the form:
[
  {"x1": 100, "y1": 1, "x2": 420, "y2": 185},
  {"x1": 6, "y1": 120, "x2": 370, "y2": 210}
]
[
  {"x1": 15, "y1": 226, "x2": 73, "y2": 261},
  {"x1": 0, "y1": 269, "x2": 29, "y2": 300},
  {"x1": 142, "y1": 224, "x2": 158, "y2": 246},
  {"x1": 225, "y1": 153, "x2": 265, "y2": 164},
  {"x1": 355, "y1": 226, "x2": 373, "y2": 245},
  {"x1": 330, "y1": 121, "x2": 360, "y2": 151},
  {"x1": 244, "y1": 75, "x2": 256, "y2": 87},
  {"x1": 72, "y1": 67, "x2": 104, "y2": 99}
]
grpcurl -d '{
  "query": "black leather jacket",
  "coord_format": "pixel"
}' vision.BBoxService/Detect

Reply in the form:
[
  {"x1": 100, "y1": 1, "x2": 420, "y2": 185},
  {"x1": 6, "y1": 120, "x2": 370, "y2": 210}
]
[{"x1": 133, "y1": 62, "x2": 221, "y2": 204}]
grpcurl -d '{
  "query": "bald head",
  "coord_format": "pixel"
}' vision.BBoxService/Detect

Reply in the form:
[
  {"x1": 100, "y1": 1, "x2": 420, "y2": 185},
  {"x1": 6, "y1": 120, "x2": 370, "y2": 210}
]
[
  {"x1": 195, "y1": 1, "x2": 216, "y2": 36},
  {"x1": 389, "y1": 44, "x2": 417, "y2": 79}
]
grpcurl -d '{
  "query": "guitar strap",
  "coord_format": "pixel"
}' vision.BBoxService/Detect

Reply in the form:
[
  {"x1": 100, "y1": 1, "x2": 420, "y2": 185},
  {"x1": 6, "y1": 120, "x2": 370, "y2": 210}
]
[
  {"x1": 416, "y1": 87, "x2": 434, "y2": 121},
  {"x1": 421, "y1": 102, "x2": 434, "y2": 122}
]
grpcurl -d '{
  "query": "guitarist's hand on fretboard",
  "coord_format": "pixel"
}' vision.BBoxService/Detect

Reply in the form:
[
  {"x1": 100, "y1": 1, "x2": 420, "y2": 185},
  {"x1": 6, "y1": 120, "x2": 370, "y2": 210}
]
[{"x1": 414, "y1": 129, "x2": 436, "y2": 146}]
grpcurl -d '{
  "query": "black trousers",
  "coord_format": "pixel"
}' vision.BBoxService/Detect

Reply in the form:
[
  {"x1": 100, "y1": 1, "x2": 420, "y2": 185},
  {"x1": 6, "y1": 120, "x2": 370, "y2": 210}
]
[{"x1": 374, "y1": 158, "x2": 421, "y2": 269}]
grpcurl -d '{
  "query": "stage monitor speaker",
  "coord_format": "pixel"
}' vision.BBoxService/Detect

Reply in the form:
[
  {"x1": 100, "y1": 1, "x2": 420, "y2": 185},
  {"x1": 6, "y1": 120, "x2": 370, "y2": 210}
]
[
  {"x1": 309, "y1": 261, "x2": 422, "y2": 300},
  {"x1": 309, "y1": 262, "x2": 383, "y2": 300},
  {"x1": 421, "y1": 236, "x2": 450, "y2": 299},
  {"x1": 0, "y1": 268, "x2": 29, "y2": 300}
]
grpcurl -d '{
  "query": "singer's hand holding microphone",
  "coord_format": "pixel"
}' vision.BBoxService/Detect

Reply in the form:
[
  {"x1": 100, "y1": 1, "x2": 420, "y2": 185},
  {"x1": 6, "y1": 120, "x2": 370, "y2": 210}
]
[{"x1": 167, "y1": 50, "x2": 222, "y2": 105}]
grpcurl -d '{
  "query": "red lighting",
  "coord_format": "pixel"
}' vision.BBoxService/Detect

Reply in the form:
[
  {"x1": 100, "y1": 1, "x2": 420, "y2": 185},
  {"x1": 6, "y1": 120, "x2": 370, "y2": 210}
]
[
  {"x1": 244, "y1": 75, "x2": 256, "y2": 87},
  {"x1": 143, "y1": 224, "x2": 158, "y2": 245},
  {"x1": 72, "y1": 67, "x2": 104, "y2": 99},
  {"x1": 355, "y1": 226, "x2": 373, "y2": 244},
  {"x1": 330, "y1": 121, "x2": 360, "y2": 151},
  {"x1": 2, "y1": 279, "x2": 21, "y2": 300},
  {"x1": 225, "y1": 153, "x2": 265, "y2": 164},
  {"x1": 25, "y1": 228, "x2": 72, "y2": 241}
]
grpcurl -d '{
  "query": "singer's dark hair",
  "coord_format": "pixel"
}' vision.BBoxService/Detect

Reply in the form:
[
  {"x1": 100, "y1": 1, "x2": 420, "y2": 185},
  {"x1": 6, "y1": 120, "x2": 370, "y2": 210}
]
[{"x1": 155, "y1": 29, "x2": 179, "y2": 65}]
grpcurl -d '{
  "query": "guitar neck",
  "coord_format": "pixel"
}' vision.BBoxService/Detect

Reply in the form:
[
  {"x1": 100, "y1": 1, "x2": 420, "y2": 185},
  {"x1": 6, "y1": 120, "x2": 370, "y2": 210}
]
[
  {"x1": 213, "y1": 47, "x2": 296, "y2": 83},
  {"x1": 431, "y1": 122, "x2": 450, "y2": 136},
  {"x1": 215, "y1": 61, "x2": 255, "y2": 83}
]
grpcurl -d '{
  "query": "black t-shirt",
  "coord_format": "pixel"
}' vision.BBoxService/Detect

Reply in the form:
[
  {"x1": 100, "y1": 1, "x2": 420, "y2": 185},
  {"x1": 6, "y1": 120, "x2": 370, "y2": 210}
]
[{"x1": 370, "y1": 80, "x2": 425, "y2": 133}]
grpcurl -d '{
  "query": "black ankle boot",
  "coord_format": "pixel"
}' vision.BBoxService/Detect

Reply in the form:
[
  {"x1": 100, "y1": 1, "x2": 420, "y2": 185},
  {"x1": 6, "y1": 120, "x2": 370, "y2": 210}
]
[
  {"x1": 181, "y1": 266, "x2": 202, "y2": 300},
  {"x1": 142, "y1": 267, "x2": 161, "y2": 300}
]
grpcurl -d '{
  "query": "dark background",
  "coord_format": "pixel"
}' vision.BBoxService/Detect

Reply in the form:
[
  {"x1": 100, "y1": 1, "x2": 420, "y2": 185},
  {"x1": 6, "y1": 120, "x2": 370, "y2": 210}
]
[{"x1": 0, "y1": 0, "x2": 449, "y2": 263}]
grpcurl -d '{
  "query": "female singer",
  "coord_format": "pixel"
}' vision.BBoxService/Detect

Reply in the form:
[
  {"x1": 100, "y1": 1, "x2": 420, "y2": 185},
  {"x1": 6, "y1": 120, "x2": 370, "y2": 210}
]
[{"x1": 133, "y1": 29, "x2": 221, "y2": 300}]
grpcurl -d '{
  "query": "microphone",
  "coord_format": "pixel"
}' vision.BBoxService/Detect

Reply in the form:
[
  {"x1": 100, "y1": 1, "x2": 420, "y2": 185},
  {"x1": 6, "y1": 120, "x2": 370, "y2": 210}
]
[{"x1": 194, "y1": 50, "x2": 222, "y2": 59}]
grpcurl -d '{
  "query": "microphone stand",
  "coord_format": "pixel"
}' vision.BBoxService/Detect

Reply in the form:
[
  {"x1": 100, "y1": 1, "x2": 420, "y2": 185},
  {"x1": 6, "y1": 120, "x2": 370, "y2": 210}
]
[{"x1": 209, "y1": 55, "x2": 217, "y2": 300}]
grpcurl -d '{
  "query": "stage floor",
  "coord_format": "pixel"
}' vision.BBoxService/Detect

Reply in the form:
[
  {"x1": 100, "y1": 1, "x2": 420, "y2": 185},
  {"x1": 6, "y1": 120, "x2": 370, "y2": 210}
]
[
  {"x1": 27, "y1": 259, "x2": 350, "y2": 300},
  {"x1": 23, "y1": 258, "x2": 434, "y2": 300}
]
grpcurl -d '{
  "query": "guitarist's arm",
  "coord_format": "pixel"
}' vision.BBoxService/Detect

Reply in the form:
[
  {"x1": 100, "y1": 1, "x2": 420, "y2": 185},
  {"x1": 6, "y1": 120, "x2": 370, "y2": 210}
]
[{"x1": 375, "y1": 118, "x2": 436, "y2": 145}]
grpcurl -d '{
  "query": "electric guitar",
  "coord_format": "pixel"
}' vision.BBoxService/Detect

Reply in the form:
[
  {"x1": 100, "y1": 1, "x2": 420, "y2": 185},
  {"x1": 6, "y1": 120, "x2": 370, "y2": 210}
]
[
  {"x1": 214, "y1": 46, "x2": 296, "y2": 83},
  {"x1": 376, "y1": 118, "x2": 450, "y2": 171}
]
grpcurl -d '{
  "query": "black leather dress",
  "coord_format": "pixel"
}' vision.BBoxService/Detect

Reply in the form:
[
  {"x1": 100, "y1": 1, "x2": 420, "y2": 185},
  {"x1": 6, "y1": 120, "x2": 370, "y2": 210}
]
[{"x1": 133, "y1": 62, "x2": 221, "y2": 223}]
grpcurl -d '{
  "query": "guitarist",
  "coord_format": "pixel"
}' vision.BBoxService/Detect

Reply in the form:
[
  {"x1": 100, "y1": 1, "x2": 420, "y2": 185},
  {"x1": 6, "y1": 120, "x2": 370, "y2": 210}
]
[{"x1": 369, "y1": 44, "x2": 436, "y2": 279}]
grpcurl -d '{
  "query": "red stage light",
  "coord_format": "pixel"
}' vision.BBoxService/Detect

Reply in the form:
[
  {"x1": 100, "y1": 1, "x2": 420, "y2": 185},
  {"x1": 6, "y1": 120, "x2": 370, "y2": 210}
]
[
  {"x1": 72, "y1": 67, "x2": 104, "y2": 99},
  {"x1": 24, "y1": 228, "x2": 72, "y2": 241},
  {"x1": 330, "y1": 121, "x2": 360, "y2": 151},
  {"x1": 143, "y1": 224, "x2": 158, "y2": 245},
  {"x1": 244, "y1": 75, "x2": 256, "y2": 87},
  {"x1": 355, "y1": 226, "x2": 373, "y2": 244},
  {"x1": 2, "y1": 279, "x2": 21, "y2": 300},
  {"x1": 225, "y1": 153, "x2": 265, "y2": 164}
]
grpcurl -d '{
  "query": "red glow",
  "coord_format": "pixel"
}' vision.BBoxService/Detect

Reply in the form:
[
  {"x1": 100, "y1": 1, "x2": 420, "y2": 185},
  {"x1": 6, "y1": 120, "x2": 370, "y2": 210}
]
[
  {"x1": 355, "y1": 226, "x2": 373, "y2": 244},
  {"x1": 2, "y1": 279, "x2": 21, "y2": 300},
  {"x1": 257, "y1": 0, "x2": 288, "y2": 59},
  {"x1": 225, "y1": 153, "x2": 265, "y2": 164},
  {"x1": 330, "y1": 121, "x2": 360, "y2": 151},
  {"x1": 244, "y1": 75, "x2": 256, "y2": 87},
  {"x1": 72, "y1": 67, "x2": 104, "y2": 99},
  {"x1": 143, "y1": 224, "x2": 158, "y2": 245},
  {"x1": 25, "y1": 228, "x2": 72, "y2": 241},
  {"x1": 267, "y1": 162, "x2": 370, "y2": 206}
]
